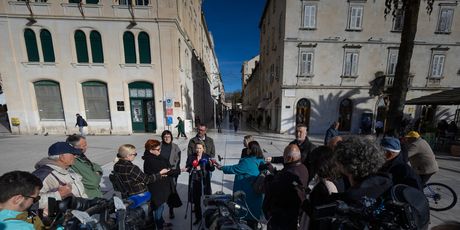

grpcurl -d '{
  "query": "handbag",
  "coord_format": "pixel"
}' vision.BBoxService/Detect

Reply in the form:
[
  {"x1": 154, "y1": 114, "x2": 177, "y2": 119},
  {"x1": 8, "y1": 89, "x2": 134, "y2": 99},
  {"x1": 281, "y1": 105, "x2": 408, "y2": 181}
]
[
  {"x1": 167, "y1": 192, "x2": 183, "y2": 208},
  {"x1": 252, "y1": 170, "x2": 269, "y2": 194}
]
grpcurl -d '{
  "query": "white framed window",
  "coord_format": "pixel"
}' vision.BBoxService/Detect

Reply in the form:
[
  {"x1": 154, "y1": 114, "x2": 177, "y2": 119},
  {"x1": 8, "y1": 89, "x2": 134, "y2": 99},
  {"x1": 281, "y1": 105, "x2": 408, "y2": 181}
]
[
  {"x1": 303, "y1": 4, "x2": 316, "y2": 29},
  {"x1": 387, "y1": 49, "x2": 398, "y2": 76},
  {"x1": 347, "y1": 5, "x2": 363, "y2": 30},
  {"x1": 392, "y1": 9, "x2": 404, "y2": 31},
  {"x1": 343, "y1": 51, "x2": 359, "y2": 77},
  {"x1": 430, "y1": 54, "x2": 445, "y2": 78},
  {"x1": 299, "y1": 51, "x2": 314, "y2": 76},
  {"x1": 436, "y1": 8, "x2": 454, "y2": 33}
]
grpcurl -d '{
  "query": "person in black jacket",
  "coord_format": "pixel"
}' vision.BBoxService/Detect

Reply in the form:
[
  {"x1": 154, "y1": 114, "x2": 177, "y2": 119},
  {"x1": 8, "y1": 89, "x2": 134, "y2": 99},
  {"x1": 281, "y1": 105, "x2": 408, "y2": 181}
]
[
  {"x1": 379, "y1": 137, "x2": 422, "y2": 190},
  {"x1": 143, "y1": 139, "x2": 180, "y2": 230},
  {"x1": 185, "y1": 141, "x2": 215, "y2": 225}
]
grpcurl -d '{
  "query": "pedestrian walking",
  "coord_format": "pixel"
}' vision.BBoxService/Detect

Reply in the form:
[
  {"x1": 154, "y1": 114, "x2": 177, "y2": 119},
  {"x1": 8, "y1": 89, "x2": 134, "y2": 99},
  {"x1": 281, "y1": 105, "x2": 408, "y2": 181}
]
[
  {"x1": 232, "y1": 116, "x2": 239, "y2": 133},
  {"x1": 175, "y1": 117, "x2": 187, "y2": 139},
  {"x1": 75, "y1": 113, "x2": 88, "y2": 136},
  {"x1": 324, "y1": 121, "x2": 340, "y2": 145}
]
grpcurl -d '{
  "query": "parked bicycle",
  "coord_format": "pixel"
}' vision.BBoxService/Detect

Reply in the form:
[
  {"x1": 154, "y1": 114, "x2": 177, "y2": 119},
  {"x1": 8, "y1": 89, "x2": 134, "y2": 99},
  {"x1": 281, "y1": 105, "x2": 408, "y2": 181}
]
[{"x1": 423, "y1": 182, "x2": 457, "y2": 211}]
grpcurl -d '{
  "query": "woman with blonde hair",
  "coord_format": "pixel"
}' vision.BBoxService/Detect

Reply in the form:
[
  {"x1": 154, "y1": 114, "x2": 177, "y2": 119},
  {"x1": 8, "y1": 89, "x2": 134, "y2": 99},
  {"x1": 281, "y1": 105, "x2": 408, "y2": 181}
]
[{"x1": 113, "y1": 144, "x2": 169, "y2": 197}]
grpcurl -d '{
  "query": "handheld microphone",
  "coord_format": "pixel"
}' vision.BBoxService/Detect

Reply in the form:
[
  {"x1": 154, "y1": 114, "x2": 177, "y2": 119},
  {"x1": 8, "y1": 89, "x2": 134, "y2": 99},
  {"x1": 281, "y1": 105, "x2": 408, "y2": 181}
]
[{"x1": 192, "y1": 160, "x2": 199, "y2": 168}]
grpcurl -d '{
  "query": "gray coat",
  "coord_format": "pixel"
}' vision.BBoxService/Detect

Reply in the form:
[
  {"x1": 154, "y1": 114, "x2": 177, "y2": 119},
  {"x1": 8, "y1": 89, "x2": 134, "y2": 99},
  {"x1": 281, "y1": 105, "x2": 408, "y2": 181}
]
[
  {"x1": 407, "y1": 138, "x2": 439, "y2": 175},
  {"x1": 187, "y1": 135, "x2": 216, "y2": 158},
  {"x1": 161, "y1": 142, "x2": 181, "y2": 170}
]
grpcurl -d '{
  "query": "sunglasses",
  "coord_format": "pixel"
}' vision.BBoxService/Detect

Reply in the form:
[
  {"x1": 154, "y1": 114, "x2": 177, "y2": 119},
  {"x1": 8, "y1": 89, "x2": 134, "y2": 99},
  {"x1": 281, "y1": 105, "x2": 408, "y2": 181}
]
[
  {"x1": 23, "y1": 195, "x2": 41, "y2": 203},
  {"x1": 129, "y1": 153, "x2": 138, "y2": 156},
  {"x1": 153, "y1": 148, "x2": 161, "y2": 151}
]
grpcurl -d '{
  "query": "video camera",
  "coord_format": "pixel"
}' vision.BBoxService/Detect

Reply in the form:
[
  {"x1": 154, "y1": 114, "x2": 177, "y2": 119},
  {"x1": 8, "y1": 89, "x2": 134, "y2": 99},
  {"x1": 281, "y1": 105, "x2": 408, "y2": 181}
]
[
  {"x1": 312, "y1": 197, "x2": 418, "y2": 230},
  {"x1": 202, "y1": 191, "x2": 252, "y2": 230},
  {"x1": 43, "y1": 195, "x2": 150, "y2": 230}
]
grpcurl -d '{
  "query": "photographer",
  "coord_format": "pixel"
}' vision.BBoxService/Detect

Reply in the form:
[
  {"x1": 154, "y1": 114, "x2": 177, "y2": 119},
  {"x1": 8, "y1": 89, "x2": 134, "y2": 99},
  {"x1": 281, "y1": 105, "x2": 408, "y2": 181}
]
[{"x1": 0, "y1": 171, "x2": 44, "y2": 230}]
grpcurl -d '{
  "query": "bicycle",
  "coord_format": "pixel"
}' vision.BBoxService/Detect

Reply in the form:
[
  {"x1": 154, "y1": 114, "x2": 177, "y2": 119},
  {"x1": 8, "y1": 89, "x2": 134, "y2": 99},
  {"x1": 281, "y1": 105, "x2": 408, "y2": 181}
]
[{"x1": 423, "y1": 182, "x2": 457, "y2": 211}]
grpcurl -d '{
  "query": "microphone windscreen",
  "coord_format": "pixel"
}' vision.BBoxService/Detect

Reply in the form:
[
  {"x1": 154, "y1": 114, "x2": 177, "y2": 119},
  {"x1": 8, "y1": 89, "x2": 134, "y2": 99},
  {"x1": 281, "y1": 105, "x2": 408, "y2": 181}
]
[{"x1": 192, "y1": 160, "x2": 199, "y2": 168}]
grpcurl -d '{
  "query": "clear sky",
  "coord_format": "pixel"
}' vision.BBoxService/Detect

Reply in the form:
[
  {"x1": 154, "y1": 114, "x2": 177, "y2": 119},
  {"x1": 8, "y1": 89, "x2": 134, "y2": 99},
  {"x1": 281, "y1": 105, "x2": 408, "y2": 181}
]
[{"x1": 203, "y1": 0, "x2": 266, "y2": 93}]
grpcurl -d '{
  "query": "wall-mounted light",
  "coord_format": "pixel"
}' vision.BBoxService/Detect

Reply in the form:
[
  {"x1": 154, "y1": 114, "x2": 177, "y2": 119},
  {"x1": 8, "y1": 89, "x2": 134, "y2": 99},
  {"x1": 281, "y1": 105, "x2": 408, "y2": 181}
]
[
  {"x1": 26, "y1": 17, "x2": 37, "y2": 26},
  {"x1": 126, "y1": 21, "x2": 137, "y2": 29}
]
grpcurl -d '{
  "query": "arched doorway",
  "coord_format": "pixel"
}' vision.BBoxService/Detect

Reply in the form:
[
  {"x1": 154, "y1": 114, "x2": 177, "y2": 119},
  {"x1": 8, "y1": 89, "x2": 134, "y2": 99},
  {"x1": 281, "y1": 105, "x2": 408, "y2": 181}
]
[
  {"x1": 296, "y1": 98, "x2": 311, "y2": 128},
  {"x1": 129, "y1": 82, "x2": 156, "y2": 132},
  {"x1": 338, "y1": 98, "x2": 353, "y2": 131}
]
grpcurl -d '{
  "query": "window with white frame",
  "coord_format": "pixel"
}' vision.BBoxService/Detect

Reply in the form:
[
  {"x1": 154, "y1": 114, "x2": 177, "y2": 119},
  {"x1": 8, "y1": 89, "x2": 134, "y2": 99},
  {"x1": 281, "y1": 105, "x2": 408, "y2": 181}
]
[
  {"x1": 436, "y1": 7, "x2": 454, "y2": 33},
  {"x1": 299, "y1": 50, "x2": 314, "y2": 76},
  {"x1": 387, "y1": 49, "x2": 398, "y2": 76},
  {"x1": 392, "y1": 9, "x2": 404, "y2": 31},
  {"x1": 347, "y1": 5, "x2": 363, "y2": 30},
  {"x1": 303, "y1": 4, "x2": 316, "y2": 29},
  {"x1": 343, "y1": 51, "x2": 359, "y2": 77},
  {"x1": 430, "y1": 54, "x2": 445, "y2": 78}
]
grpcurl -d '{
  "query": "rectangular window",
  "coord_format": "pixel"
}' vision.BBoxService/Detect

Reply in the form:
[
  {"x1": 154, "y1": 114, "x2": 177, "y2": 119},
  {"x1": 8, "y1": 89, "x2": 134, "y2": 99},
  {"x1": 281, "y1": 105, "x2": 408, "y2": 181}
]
[
  {"x1": 392, "y1": 9, "x2": 404, "y2": 31},
  {"x1": 34, "y1": 83, "x2": 64, "y2": 120},
  {"x1": 300, "y1": 51, "x2": 314, "y2": 76},
  {"x1": 387, "y1": 49, "x2": 398, "y2": 76},
  {"x1": 430, "y1": 54, "x2": 445, "y2": 78},
  {"x1": 437, "y1": 8, "x2": 454, "y2": 33},
  {"x1": 348, "y1": 6, "x2": 363, "y2": 30},
  {"x1": 303, "y1": 4, "x2": 316, "y2": 28},
  {"x1": 343, "y1": 51, "x2": 359, "y2": 76},
  {"x1": 82, "y1": 84, "x2": 110, "y2": 119}
]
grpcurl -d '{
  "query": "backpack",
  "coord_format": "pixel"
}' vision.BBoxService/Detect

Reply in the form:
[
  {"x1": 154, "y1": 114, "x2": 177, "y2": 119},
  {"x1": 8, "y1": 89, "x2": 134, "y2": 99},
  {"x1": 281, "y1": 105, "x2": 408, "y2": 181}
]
[{"x1": 82, "y1": 118, "x2": 88, "y2": 127}]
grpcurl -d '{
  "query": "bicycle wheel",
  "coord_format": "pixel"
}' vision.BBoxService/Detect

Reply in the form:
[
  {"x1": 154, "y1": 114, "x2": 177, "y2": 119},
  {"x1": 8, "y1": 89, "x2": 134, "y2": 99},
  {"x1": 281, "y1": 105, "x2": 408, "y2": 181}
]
[{"x1": 424, "y1": 182, "x2": 457, "y2": 211}]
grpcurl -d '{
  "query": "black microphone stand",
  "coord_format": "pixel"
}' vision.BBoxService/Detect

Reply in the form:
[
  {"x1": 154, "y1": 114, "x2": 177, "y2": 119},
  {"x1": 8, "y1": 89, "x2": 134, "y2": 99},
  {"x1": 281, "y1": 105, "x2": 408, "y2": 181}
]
[{"x1": 185, "y1": 166, "x2": 196, "y2": 230}]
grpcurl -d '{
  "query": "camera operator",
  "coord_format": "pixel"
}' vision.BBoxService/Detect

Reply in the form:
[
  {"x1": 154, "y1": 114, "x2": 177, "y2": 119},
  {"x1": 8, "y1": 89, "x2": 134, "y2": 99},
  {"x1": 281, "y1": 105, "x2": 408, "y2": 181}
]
[
  {"x1": 0, "y1": 171, "x2": 44, "y2": 230},
  {"x1": 215, "y1": 141, "x2": 265, "y2": 229},
  {"x1": 331, "y1": 136, "x2": 391, "y2": 207},
  {"x1": 32, "y1": 142, "x2": 88, "y2": 212},
  {"x1": 185, "y1": 141, "x2": 214, "y2": 225},
  {"x1": 263, "y1": 144, "x2": 309, "y2": 230}
]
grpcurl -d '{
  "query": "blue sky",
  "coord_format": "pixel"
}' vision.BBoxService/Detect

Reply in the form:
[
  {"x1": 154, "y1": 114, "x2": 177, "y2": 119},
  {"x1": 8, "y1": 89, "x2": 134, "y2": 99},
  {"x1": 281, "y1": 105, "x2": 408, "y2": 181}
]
[{"x1": 203, "y1": 0, "x2": 266, "y2": 93}]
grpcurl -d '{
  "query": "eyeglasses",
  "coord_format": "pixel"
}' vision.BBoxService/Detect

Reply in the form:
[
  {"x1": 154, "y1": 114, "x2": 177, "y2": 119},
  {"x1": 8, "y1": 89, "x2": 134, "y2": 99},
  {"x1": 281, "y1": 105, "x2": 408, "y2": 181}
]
[
  {"x1": 153, "y1": 148, "x2": 161, "y2": 151},
  {"x1": 129, "y1": 153, "x2": 138, "y2": 157},
  {"x1": 23, "y1": 195, "x2": 41, "y2": 203}
]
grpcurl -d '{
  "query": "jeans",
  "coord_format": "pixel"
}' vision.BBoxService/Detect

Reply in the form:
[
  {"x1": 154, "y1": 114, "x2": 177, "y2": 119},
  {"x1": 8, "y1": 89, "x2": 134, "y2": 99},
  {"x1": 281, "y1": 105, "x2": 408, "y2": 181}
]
[
  {"x1": 78, "y1": 126, "x2": 85, "y2": 136},
  {"x1": 153, "y1": 203, "x2": 165, "y2": 229}
]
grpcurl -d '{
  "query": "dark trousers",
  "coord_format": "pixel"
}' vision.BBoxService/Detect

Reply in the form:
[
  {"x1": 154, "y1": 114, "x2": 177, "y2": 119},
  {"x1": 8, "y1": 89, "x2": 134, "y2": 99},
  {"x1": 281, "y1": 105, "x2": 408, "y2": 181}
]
[
  {"x1": 419, "y1": 173, "x2": 435, "y2": 185},
  {"x1": 177, "y1": 131, "x2": 187, "y2": 138}
]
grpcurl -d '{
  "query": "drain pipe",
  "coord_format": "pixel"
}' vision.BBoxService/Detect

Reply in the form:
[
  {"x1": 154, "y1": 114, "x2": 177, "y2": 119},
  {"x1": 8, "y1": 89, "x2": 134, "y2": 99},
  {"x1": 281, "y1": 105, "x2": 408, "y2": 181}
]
[{"x1": 156, "y1": 0, "x2": 167, "y2": 132}]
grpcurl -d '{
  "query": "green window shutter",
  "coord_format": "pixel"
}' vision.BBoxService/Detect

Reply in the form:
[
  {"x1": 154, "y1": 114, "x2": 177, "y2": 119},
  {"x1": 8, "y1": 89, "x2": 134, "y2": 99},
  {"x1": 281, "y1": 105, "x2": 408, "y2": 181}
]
[
  {"x1": 90, "y1": 31, "x2": 104, "y2": 63},
  {"x1": 86, "y1": 0, "x2": 99, "y2": 3},
  {"x1": 74, "y1": 30, "x2": 89, "y2": 63},
  {"x1": 40, "y1": 29, "x2": 55, "y2": 62},
  {"x1": 24, "y1": 29, "x2": 39, "y2": 62},
  {"x1": 82, "y1": 81, "x2": 110, "y2": 120},
  {"x1": 123, "y1": 32, "x2": 136, "y2": 64},
  {"x1": 69, "y1": 0, "x2": 81, "y2": 3},
  {"x1": 138, "y1": 32, "x2": 151, "y2": 64},
  {"x1": 34, "y1": 80, "x2": 64, "y2": 120}
]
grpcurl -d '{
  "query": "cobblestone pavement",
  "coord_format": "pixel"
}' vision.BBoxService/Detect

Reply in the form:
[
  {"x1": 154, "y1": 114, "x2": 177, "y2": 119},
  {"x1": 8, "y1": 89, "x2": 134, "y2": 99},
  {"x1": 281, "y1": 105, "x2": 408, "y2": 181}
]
[{"x1": 0, "y1": 126, "x2": 458, "y2": 229}]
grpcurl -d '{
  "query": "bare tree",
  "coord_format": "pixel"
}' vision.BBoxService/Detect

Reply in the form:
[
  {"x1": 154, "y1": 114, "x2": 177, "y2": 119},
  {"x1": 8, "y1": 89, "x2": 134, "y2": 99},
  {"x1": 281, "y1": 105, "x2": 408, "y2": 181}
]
[{"x1": 384, "y1": 0, "x2": 434, "y2": 133}]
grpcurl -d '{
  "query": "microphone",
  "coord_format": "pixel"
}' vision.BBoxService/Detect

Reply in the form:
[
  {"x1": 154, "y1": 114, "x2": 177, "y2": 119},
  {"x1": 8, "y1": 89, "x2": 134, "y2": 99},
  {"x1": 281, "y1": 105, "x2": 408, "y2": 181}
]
[{"x1": 192, "y1": 160, "x2": 199, "y2": 168}]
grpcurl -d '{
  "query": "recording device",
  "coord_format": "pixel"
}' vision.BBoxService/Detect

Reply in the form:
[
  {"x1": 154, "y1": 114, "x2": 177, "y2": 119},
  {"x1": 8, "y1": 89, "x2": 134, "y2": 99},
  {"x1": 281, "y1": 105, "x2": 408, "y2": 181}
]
[
  {"x1": 44, "y1": 196, "x2": 150, "y2": 230},
  {"x1": 202, "y1": 192, "x2": 252, "y2": 230},
  {"x1": 313, "y1": 197, "x2": 418, "y2": 230}
]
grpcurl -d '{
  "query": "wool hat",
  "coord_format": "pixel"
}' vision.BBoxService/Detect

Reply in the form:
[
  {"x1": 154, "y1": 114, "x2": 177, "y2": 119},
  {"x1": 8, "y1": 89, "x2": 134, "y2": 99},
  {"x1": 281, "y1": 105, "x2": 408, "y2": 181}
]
[
  {"x1": 405, "y1": 131, "x2": 421, "y2": 139},
  {"x1": 381, "y1": 137, "x2": 401, "y2": 153},
  {"x1": 48, "y1": 142, "x2": 82, "y2": 156}
]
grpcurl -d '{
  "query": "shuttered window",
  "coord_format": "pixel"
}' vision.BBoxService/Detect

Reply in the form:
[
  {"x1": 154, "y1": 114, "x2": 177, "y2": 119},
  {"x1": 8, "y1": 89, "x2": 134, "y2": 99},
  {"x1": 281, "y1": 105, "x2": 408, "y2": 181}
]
[
  {"x1": 90, "y1": 31, "x2": 104, "y2": 63},
  {"x1": 123, "y1": 32, "x2": 136, "y2": 64},
  {"x1": 138, "y1": 32, "x2": 151, "y2": 64},
  {"x1": 34, "y1": 81, "x2": 64, "y2": 120},
  {"x1": 344, "y1": 51, "x2": 359, "y2": 76},
  {"x1": 431, "y1": 54, "x2": 445, "y2": 78},
  {"x1": 300, "y1": 51, "x2": 314, "y2": 76},
  {"x1": 75, "y1": 30, "x2": 89, "y2": 63},
  {"x1": 24, "y1": 29, "x2": 39, "y2": 62},
  {"x1": 303, "y1": 5, "x2": 316, "y2": 28},
  {"x1": 82, "y1": 81, "x2": 110, "y2": 120},
  {"x1": 40, "y1": 29, "x2": 55, "y2": 62}
]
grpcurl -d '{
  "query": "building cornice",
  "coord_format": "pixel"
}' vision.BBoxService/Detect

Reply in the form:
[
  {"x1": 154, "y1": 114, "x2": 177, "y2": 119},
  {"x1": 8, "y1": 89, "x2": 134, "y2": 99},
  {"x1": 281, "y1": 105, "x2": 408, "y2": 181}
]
[
  {"x1": 284, "y1": 39, "x2": 460, "y2": 47},
  {"x1": 281, "y1": 85, "x2": 451, "y2": 91}
]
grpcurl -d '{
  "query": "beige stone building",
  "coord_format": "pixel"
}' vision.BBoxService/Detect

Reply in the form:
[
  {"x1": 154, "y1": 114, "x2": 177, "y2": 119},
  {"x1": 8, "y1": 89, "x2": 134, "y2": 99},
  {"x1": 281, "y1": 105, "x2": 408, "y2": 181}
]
[
  {"x1": 0, "y1": 0, "x2": 223, "y2": 135},
  {"x1": 245, "y1": 0, "x2": 460, "y2": 134}
]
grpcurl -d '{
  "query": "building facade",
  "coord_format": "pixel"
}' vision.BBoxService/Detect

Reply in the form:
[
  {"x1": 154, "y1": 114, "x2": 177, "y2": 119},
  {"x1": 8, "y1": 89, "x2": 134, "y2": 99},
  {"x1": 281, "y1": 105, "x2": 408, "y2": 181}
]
[
  {"x1": 246, "y1": 0, "x2": 460, "y2": 134},
  {"x1": 0, "y1": 0, "x2": 223, "y2": 135}
]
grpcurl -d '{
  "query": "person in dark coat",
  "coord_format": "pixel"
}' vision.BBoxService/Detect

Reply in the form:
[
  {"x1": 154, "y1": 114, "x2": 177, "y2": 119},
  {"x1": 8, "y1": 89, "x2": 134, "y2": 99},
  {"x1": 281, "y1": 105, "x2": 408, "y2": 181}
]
[
  {"x1": 175, "y1": 117, "x2": 187, "y2": 139},
  {"x1": 185, "y1": 141, "x2": 215, "y2": 225},
  {"x1": 324, "y1": 121, "x2": 339, "y2": 145},
  {"x1": 75, "y1": 113, "x2": 87, "y2": 136},
  {"x1": 267, "y1": 124, "x2": 316, "y2": 179},
  {"x1": 379, "y1": 137, "x2": 422, "y2": 190},
  {"x1": 143, "y1": 139, "x2": 180, "y2": 229},
  {"x1": 159, "y1": 130, "x2": 181, "y2": 219},
  {"x1": 187, "y1": 124, "x2": 216, "y2": 158},
  {"x1": 264, "y1": 144, "x2": 309, "y2": 230}
]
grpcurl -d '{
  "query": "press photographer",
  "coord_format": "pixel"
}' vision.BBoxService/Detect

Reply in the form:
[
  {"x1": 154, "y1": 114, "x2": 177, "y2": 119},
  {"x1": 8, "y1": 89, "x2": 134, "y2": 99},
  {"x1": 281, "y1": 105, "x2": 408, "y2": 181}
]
[{"x1": 0, "y1": 171, "x2": 44, "y2": 230}]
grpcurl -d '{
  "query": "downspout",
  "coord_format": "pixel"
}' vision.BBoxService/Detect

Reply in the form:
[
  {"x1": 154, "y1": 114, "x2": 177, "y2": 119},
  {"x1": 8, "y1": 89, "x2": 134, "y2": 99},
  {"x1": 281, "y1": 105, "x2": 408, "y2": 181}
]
[{"x1": 156, "y1": 0, "x2": 167, "y2": 132}]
